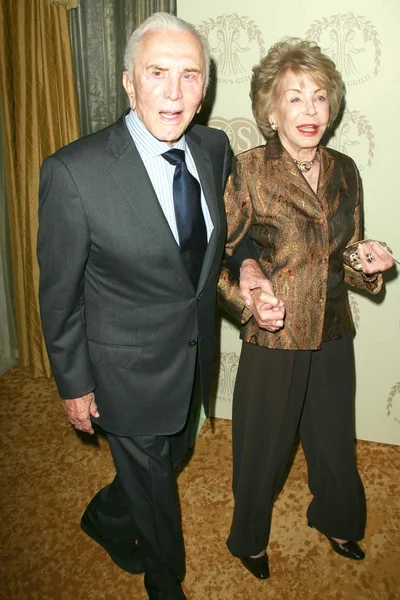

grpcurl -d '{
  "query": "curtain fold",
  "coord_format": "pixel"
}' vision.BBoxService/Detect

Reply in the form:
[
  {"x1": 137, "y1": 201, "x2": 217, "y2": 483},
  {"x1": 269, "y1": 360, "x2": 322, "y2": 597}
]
[
  {"x1": 0, "y1": 0, "x2": 80, "y2": 378},
  {"x1": 0, "y1": 111, "x2": 17, "y2": 375},
  {"x1": 69, "y1": 0, "x2": 176, "y2": 136},
  {"x1": 136, "y1": 0, "x2": 177, "y2": 27}
]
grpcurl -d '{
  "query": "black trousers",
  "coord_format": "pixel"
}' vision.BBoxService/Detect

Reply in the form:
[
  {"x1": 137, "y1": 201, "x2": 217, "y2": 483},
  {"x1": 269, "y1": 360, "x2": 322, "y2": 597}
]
[
  {"x1": 227, "y1": 334, "x2": 366, "y2": 558},
  {"x1": 84, "y1": 370, "x2": 201, "y2": 588}
]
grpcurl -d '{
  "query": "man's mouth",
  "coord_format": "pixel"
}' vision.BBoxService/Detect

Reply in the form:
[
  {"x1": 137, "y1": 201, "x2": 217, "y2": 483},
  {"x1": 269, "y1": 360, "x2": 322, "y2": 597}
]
[{"x1": 159, "y1": 111, "x2": 183, "y2": 123}]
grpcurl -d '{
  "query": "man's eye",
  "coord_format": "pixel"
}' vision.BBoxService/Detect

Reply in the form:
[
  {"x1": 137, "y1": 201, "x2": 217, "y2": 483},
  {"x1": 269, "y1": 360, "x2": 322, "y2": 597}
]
[
  {"x1": 152, "y1": 70, "x2": 163, "y2": 77},
  {"x1": 183, "y1": 73, "x2": 196, "y2": 80}
]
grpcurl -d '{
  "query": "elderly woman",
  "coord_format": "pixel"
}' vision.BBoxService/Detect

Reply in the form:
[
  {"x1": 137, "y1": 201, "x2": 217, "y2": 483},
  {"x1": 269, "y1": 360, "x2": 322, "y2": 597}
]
[{"x1": 218, "y1": 38, "x2": 394, "y2": 580}]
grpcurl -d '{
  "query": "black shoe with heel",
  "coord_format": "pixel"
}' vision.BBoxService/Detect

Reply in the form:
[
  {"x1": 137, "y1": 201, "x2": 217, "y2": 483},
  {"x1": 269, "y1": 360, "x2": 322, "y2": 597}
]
[
  {"x1": 240, "y1": 553, "x2": 270, "y2": 579},
  {"x1": 308, "y1": 522, "x2": 365, "y2": 560}
]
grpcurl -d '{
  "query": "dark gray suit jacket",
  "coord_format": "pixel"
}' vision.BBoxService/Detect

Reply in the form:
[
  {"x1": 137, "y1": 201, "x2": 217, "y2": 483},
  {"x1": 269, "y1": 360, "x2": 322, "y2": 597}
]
[{"x1": 37, "y1": 112, "x2": 232, "y2": 436}]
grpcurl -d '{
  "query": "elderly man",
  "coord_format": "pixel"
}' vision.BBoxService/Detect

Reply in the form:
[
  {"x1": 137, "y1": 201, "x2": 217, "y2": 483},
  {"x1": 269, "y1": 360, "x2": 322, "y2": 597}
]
[{"x1": 37, "y1": 13, "x2": 231, "y2": 600}]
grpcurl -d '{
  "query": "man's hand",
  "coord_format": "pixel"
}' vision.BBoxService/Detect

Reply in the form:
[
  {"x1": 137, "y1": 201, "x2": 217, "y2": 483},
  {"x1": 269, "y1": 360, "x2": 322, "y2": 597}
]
[
  {"x1": 240, "y1": 259, "x2": 285, "y2": 332},
  {"x1": 63, "y1": 392, "x2": 99, "y2": 435}
]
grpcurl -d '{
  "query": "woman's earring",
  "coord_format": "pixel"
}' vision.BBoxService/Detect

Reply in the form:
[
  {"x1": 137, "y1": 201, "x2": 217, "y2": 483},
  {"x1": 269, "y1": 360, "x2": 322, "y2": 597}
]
[{"x1": 270, "y1": 122, "x2": 277, "y2": 131}]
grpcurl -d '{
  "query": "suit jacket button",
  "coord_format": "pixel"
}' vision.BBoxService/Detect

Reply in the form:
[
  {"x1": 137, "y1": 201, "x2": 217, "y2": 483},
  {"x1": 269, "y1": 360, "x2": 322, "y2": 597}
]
[{"x1": 188, "y1": 339, "x2": 197, "y2": 347}]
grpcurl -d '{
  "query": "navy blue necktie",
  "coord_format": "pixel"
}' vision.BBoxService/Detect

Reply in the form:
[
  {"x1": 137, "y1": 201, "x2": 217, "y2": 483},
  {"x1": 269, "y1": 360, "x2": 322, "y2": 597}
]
[{"x1": 162, "y1": 149, "x2": 207, "y2": 289}]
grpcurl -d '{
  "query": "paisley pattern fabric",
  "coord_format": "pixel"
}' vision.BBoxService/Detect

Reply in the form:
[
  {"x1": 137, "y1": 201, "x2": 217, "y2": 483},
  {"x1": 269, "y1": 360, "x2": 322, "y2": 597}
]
[{"x1": 218, "y1": 136, "x2": 382, "y2": 350}]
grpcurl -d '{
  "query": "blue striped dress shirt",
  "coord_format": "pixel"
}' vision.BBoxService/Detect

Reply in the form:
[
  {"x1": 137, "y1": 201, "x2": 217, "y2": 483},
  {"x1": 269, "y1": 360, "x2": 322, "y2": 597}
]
[{"x1": 125, "y1": 110, "x2": 214, "y2": 244}]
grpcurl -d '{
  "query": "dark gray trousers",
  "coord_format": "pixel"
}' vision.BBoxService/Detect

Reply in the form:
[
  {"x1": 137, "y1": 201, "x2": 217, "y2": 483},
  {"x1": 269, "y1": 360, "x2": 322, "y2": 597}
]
[{"x1": 84, "y1": 371, "x2": 201, "y2": 588}]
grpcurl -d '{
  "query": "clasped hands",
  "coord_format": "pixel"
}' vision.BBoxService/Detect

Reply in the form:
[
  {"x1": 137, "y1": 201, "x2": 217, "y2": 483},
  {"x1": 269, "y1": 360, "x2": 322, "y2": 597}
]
[
  {"x1": 64, "y1": 246, "x2": 390, "y2": 433},
  {"x1": 63, "y1": 259, "x2": 283, "y2": 434},
  {"x1": 240, "y1": 259, "x2": 285, "y2": 332}
]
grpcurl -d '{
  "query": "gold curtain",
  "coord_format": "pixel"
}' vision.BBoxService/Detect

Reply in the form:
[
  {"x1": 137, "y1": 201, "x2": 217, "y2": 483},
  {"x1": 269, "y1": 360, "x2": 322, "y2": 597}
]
[{"x1": 0, "y1": 0, "x2": 80, "y2": 378}]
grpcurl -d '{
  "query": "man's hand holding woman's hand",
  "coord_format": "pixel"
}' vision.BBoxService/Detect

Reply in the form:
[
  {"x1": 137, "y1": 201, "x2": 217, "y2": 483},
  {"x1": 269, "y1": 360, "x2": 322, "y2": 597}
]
[{"x1": 239, "y1": 259, "x2": 285, "y2": 332}]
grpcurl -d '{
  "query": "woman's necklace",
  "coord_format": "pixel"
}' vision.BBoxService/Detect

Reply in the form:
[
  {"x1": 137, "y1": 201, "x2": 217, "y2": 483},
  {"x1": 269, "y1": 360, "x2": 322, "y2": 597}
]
[{"x1": 293, "y1": 152, "x2": 319, "y2": 173}]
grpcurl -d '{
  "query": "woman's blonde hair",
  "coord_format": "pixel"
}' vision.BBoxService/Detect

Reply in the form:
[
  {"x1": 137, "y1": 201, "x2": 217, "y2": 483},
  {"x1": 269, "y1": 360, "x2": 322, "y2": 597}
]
[{"x1": 251, "y1": 38, "x2": 344, "y2": 138}]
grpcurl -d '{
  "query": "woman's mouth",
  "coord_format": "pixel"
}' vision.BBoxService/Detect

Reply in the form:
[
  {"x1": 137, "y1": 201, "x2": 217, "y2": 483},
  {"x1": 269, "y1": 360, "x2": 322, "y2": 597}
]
[{"x1": 297, "y1": 124, "x2": 320, "y2": 136}]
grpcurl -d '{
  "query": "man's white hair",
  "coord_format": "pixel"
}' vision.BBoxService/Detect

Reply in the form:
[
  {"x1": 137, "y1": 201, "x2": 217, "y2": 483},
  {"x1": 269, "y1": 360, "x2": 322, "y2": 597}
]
[{"x1": 124, "y1": 12, "x2": 210, "y2": 89}]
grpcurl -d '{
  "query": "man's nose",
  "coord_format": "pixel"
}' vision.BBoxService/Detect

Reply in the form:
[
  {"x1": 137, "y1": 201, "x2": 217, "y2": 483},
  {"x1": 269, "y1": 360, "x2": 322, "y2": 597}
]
[{"x1": 164, "y1": 76, "x2": 183, "y2": 100}]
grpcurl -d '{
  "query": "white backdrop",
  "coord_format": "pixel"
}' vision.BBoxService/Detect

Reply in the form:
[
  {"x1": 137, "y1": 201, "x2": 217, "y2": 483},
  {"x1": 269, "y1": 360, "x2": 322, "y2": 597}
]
[{"x1": 178, "y1": 0, "x2": 400, "y2": 445}]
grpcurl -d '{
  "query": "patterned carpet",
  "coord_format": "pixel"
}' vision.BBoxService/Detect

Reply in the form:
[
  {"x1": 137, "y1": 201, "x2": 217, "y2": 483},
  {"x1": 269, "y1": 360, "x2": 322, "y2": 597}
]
[{"x1": 0, "y1": 365, "x2": 399, "y2": 600}]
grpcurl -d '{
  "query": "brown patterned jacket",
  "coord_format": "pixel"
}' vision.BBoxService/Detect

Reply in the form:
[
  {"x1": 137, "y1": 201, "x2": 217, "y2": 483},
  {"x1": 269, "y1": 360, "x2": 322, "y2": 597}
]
[{"x1": 218, "y1": 136, "x2": 382, "y2": 350}]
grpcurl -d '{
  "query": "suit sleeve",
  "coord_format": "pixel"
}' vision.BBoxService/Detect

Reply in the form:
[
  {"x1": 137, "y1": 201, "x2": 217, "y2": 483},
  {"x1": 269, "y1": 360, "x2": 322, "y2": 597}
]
[
  {"x1": 343, "y1": 160, "x2": 383, "y2": 294},
  {"x1": 37, "y1": 155, "x2": 96, "y2": 399},
  {"x1": 224, "y1": 236, "x2": 259, "y2": 280}
]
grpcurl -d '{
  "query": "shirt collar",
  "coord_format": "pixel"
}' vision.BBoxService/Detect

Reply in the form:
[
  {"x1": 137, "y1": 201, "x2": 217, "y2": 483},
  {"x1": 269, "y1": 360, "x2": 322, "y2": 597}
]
[{"x1": 126, "y1": 109, "x2": 186, "y2": 159}]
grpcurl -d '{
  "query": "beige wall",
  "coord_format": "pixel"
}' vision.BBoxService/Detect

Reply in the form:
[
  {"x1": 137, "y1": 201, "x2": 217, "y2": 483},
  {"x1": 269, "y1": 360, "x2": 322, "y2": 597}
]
[{"x1": 178, "y1": 0, "x2": 400, "y2": 445}]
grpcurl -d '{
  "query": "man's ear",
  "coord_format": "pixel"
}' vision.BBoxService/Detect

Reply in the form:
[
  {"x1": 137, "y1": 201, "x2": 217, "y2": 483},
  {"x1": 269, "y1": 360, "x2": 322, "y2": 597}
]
[
  {"x1": 122, "y1": 71, "x2": 136, "y2": 109},
  {"x1": 196, "y1": 90, "x2": 206, "y2": 114}
]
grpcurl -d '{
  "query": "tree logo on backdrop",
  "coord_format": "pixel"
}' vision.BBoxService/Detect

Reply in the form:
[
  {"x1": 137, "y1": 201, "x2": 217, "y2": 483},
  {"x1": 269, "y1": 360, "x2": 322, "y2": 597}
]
[
  {"x1": 198, "y1": 14, "x2": 265, "y2": 84},
  {"x1": 386, "y1": 382, "x2": 400, "y2": 424},
  {"x1": 327, "y1": 109, "x2": 375, "y2": 170},
  {"x1": 306, "y1": 13, "x2": 381, "y2": 86},
  {"x1": 209, "y1": 117, "x2": 264, "y2": 155},
  {"x1": 348, "y1": 293, "x2": 360, "y2": 329},
  {"x1": 215, "y1": 352, "x2": 239, "y2": 402}
]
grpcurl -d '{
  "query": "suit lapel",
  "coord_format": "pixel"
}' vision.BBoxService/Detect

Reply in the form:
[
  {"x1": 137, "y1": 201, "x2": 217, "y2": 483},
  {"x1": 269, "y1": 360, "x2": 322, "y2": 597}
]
[
  {"x1": 106, "y1": 115, "x2": 220, "y2": 294},
  {"x1": 186, "y1": 131, "x2": 220, "y2": 292},
  {"x1": 107, "y1": 115, "x2": 194, "y2": 292}
]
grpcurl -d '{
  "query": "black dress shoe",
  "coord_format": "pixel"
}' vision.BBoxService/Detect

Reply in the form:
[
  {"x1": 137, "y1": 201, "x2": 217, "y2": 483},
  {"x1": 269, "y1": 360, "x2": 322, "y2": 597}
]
[
  {"x1": 240, "y1": 553, "x2": 270, "y2": 579},
  {"x1": 144, "y1": 575, "x2": 186, "y2": 600},
  {"x1": 80, "y1": 511, "x2": 144, "y2": 573},
  {"x1": 308, "y1": 523, "x2": 365, "y2": 560}
]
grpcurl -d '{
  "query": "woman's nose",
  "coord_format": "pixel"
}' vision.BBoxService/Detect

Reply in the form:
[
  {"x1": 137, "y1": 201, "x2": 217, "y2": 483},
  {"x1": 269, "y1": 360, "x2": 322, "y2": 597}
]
[{"x1": 304, "y1": 98, "x2": 317, "y2": 116}]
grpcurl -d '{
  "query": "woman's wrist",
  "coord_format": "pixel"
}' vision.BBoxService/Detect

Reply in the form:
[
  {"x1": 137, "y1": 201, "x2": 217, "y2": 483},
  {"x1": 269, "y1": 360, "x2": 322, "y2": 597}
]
[{"x1": 361, "y1": 271, "x2": 379, "y2": 282}]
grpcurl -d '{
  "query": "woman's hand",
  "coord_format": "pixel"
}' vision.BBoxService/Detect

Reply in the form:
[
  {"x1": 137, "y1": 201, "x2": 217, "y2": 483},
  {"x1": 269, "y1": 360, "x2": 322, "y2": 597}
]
[{"x1": 357, "y1": 241, "x2": 395, "y2": 274}]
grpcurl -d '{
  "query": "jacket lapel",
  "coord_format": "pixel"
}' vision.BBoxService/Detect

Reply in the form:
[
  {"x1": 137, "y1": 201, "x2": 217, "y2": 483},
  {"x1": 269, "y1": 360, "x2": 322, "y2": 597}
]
[
  {"x1": 106, "y1": 114, "x2": 220, "y2": 294},
  {"x1": 265, "y1": 136, "x2": 332, "y2": 217},
  {"x1": 186, "y1": 131, "x2": 220, "y2": 292},
  {"x1": 106, "y1": 114, "x2": 194, "y2": 292},
  {"x1": 316, "y1": 147, "x2": 335, "y2": 211}
]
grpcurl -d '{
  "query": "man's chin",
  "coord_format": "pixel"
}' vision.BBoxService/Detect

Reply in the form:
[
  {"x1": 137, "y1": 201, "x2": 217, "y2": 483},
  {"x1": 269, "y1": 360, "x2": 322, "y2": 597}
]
[{"x1": 154, "y1": 127, "x2": 186, "y2": 146}]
